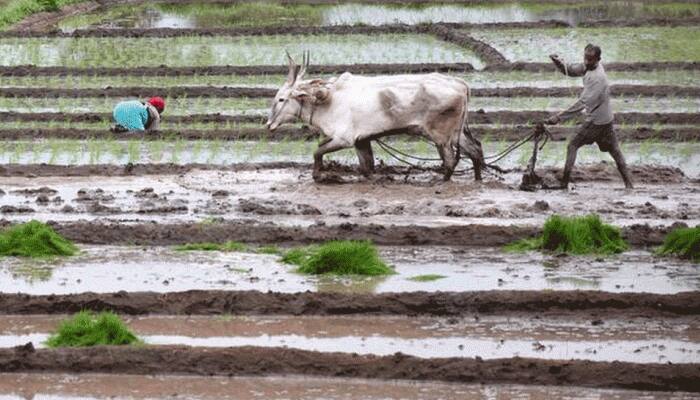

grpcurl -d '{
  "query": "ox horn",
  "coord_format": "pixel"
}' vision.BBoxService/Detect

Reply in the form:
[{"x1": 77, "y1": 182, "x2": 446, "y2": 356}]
[
  {"x1": 297, "y1": 50, "x2": 310, "y2": 82},
  {"x1": 285, "y1": 50, "x2": 301, "y2": 85}
]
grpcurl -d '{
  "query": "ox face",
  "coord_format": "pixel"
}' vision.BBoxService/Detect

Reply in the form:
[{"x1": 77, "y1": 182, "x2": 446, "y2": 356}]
[{"x1": 266, "y1": 51, "x2": 310, "y2": 132}]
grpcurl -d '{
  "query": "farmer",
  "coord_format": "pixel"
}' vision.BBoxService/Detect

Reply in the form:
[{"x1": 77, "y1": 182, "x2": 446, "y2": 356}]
[
  {"x1": 111, "y1": 97, "x2": 165, "y2": 132},
  {"x1": 545, "y1": 44, "x2": 634, "y2": 189}
]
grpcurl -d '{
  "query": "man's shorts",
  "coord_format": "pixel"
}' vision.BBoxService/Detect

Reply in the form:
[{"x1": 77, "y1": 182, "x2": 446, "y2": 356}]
[{"x1": 570, "y1": 122, "x2": 617, "y2": 152}]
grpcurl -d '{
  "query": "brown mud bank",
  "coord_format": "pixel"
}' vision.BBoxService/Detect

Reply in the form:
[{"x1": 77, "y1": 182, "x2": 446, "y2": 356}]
[
  {"x1": 1, "y1": 345, "x2": 699, "y2": 391},
  {"x1": 1, "y1": 290, "x2": 698, "y2": 317},
  {"x1": 2, "y1": 62, "x2": 698, "y2": 78},
  {"x1": 6, "y1": 18, "x2": 698, "y2": 37},
  {"x1": 6, "y1": 84, "x2": 699, "y2": 98},
  {"x1": 3, "y1": 111, "x2": 698, "y2": 125},
  {"x1": 10, "y1": 219, "x2": 681, "y2": 247},
  {"x1": 1, "y1": 125, "x2": 697, "y2": 142}
]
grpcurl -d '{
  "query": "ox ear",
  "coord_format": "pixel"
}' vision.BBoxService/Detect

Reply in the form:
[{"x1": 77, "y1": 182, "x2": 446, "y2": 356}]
[{"x1": 290, "y1": 89, "x2": 311, "y2": 100}]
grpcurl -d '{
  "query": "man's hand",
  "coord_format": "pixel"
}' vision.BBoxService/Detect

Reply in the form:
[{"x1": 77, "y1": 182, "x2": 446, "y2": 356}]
[
  {"x1": 549, "y1": 54, "x2": 562, "y2": 63},
  {"x1": 544, "y1": 115, "x2": 560, "y2": 125}
]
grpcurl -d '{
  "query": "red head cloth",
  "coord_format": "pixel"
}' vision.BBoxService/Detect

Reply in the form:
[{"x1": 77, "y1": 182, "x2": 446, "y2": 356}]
[{"x1": 148, "y1": 97, "x2": 165, "y2": 114}]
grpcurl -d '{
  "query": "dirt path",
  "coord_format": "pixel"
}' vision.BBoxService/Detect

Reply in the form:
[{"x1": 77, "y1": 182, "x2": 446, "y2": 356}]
[{"x1": 1, "y1": 344, "x2": 698, "y2": 391}]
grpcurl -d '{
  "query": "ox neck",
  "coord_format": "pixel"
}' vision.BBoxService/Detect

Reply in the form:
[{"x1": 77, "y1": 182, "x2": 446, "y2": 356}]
[{"x1": 297, "y1": 99, "x2": 315, "y2": 126}]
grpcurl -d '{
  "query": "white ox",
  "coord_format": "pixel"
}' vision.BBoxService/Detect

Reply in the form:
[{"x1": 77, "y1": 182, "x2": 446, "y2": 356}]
[{"x1": 266, "y1": 52, "x2": 484, "y2": 181}]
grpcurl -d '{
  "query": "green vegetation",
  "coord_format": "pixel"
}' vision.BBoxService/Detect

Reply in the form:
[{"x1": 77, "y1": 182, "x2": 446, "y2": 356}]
[
  {"x1": 471, "y1": 27, "x2": 700, "y2": 63},
  {"x1": 506, "y1": 215, "x2": 628, "y2": 255},
  {"x1": 45, "y1": 311, "x2": 140, "y2": 348},
  {"x1": 0, "y1": 34, "x2": 478, "y2": 67},
  {"x1": 281, "y1": 240, "x2": 393, "y2": 276},
  {"x1": 0, "y1": 220, "x2": 78, "y2": 258},
  {"x1": 175, "y1": 241, "x2": 248, "y2": 252},
  {"x1": 408, "y1": 274, "x2": 446, "y2": 282},
  {"x1": 256, "y1": 245, "x2": 282, "y2": 255},
  {"x1": 656, "y1": 226, "x2": 700, "y2": 262},
  {"x1": 0, "y1": 0, "x2": 82, "y2": 30}
]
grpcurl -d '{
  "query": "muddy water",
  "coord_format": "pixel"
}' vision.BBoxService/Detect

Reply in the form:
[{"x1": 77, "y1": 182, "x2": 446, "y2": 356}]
[
  {"x1": 2, "y1": 167, "x2": 698, "y2": 227},
  {"x1": 0, "y1": 314, "x2": 698, "y2": 363},
  {"x1": 0, "y1": 246, "x2": 698, "y2": 295},
  {"x1": 1, "y1": 373, "x2": 696, "y2": 400}
]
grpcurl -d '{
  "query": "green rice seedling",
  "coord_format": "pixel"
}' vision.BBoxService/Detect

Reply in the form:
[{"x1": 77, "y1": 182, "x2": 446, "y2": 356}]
[
  {"x1": 408, "y1": 274, "x2": 446, "y2": 282},
  {"x1": 256, "y1": 245, "x2": 282, "y2": 255},
  {"x1": 656, "y1": 226, "x2": 700, "y2": 263},
  {"x1": 45, "y1": 311, "x2": 140, "y2": 348},
  {"x1": 174, "y1": 241, "x2": 248, "y2": 252},
  {"x1": 148, "y1": 140, "x2": 165, "y2": 163},
  {"x1": 0, "y1": 220, "x2": 79, "y2": 258},
  {"x1": 191, "y1": 140, "x2": 204, "y2": 162},
  {"x1": 170, "y1": 139, "x2": 184, "y2": 164},
  {"x1": 283, "y1": 240, "x2": 393, "y2": 276},
  {"x1": 505, "y1": 214, "x2": 628, "y2": 255},
  {"x1": 126, "y1": 140, "x2": 141, "y2": 164}
]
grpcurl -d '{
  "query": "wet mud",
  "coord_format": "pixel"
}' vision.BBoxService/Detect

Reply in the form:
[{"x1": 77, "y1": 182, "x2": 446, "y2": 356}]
[
  {"x1": 484, "y1": 61, "x2": 700, "y2": 73},
  {"x1": 431, "y1": 25, "x2": 507, "y2": 65},
  {"x1": 5, "y1": 84, "x2": 697, "y2": 99},
  {"x1": 1, "y1": 344, "x2": 698, "y2": 391},
  {"x1": 0, "y1": 290, "x2": 698, "y2": 317},
  {"x1": 1, "y1": 373, "x2": 696, "y2": 400},
  {"x1": 0, "y1": 125, "x2": 697, "y2": 142},
  {"x1": 6, "y1": 18, "x2": 699, "y2": 37},
  {"x1": 3, "y1": 111, "x2": 698, "y2": 125},
  {"x1": 1, "y1": 314, "x2": 698, "y2": 362}
]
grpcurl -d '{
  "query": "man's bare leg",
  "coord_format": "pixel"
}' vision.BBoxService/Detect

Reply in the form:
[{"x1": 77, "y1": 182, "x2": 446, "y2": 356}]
[
  {"x1": 608, "y1": 141, "x2": 634, "y2": 189},
  {"x1": 559, "y1": 140, "x2": 580, "y2": 189}
]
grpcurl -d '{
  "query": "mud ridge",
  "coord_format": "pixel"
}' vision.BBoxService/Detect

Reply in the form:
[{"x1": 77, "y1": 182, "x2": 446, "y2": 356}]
[
  {"x1": 3, "y1": 85, "x2": 699, "y2": 99},
  {"x1": 0, "y1": 290, "x2": 698, "y2": 317},
  {"x1": 0, "y1": 217, "x2": 685, "y2": 247},
  {"x1": 2, "y1": 345, "x2": 698, "y2": 391},
  {"x1": 1, "y1": 125, "x2": 697, "y2": 142},
  {"x1": 9, "y1": 1, "x2": 101, "y2": 32},
  {"x1": 484, "y1": 61, "x2": 700, "y2": 73},
  {"x1": 3, "y1": 62, "x2": 697, "y2": 77},
  {"x1": 3, "y1": 111, "x2": 698, "y2": 125},
  {"x1": 430, "y1": 25, "x2": 507, "y2": 65}
]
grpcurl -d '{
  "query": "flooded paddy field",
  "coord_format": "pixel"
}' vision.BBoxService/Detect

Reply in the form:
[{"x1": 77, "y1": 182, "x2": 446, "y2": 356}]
[
  {"x1": 1, "y1": 245, "x2": 699, "y2": 295},
  {"x1": 1, "y1": 0, "x2": 699, "y2": 395},
  {"x1": 0, "y1": 313, "x2": 698, "y2": 362},
  {"x1": 51, "y1": 2, "x2": 700, "y2": 31},
  {"x1": 0, "y1": 140, "x2": 697, "y2": 173}
]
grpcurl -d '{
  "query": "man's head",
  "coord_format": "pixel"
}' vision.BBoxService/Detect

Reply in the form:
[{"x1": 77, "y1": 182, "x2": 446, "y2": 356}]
[{"x1": 584, "y1": 44, "x2": 601, "y2": 71}]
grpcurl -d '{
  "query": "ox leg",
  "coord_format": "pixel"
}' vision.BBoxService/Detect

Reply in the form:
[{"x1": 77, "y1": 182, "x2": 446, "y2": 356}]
[
  {"x1": 436, "y1": 142, "x2": 458, "y2": 181},
  {"x1": 459, "y1": 130, "x2": 484, "y2": 181},
  {"x1": 313, "y1": 137, "x2": 349, "y2": 181},
  {"x1": 354, "y1": 138, "x2": 375, "y2": 177}
]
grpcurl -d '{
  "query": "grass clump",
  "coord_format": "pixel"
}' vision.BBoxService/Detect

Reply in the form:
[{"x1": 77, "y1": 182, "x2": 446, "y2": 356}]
[
  {"x1": 505, "y1": 214, "x2": 628, "y2": 255},
  {"x1": 408, "y1": 274, "x2": 446, "y2": 282},
  {"x1": 256, "y1": 245, "x2": 282, "y2": 255},
  {"x1": 174, "y1": 241, "x2": 247, "y2": 252},
  {"x1": 282, "y1": 240, "x2": 393, "y2": 276},
  {"x1": 0, "y1": 220, "x2": 78, "y2": 258},
  {"x1": 45, "y1": 311, "x2": 140, "y2": 348},
  {"x1": 656, "y1": 226, "x2": 700, "y2": 262}
]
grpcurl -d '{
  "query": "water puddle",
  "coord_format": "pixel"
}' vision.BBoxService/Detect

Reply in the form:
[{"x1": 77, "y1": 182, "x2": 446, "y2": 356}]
[
  {"x1": 1, "y1": 373, "x2": 695, "y2": 400},
  {"x1": 0, "y1": 314, "x2": 698, "y2": 363},
  {"x1": 0, "y1": 246, "x2": 698, "y2": 295}
]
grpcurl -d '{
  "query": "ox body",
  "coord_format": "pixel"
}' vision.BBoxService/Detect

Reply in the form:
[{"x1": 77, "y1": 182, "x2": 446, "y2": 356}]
[{"x1": 266, "y1": 53, "x2": 484, "y2": 181}]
